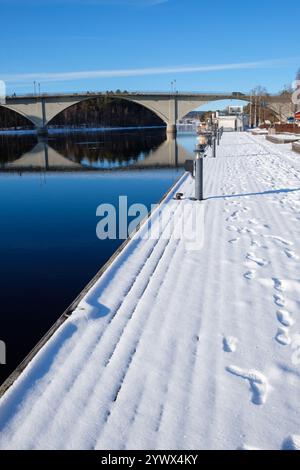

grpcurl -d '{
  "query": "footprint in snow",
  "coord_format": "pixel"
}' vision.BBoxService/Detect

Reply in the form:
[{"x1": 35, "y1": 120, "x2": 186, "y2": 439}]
[
  {"x1": 226, "y1": 225, "x2": 239, "y2": 232},
  {"x1": 244, "y1": 270, "x2": 256, "y2": 280},
  {"x1": 284, "y1": 249, "x2": 299, "y2": 261},
  {"x1": 226, "y1": 365, "x2": 269, "y2": 405},
  {"x1": 275, "y1": 327, "x2": 291, "y2": 346},
  {"x1": 248, "y1": 218, "x2": 260, "y2": 225},
  {"x1": 223, "y1": 336, "x2": 238, "y2": 353},
  {"x1": 239, "y1": 227, "x2": 256, "y2": 235},
  {"x1": 274, "y1": 294, "x2": 285, "y2": 308},
  {"x1": 264, "y1": 235, "x2": 293, "y2": 247},
  {"x1": 226, "y1": 211, "x2": 240, "y2": 221},
  {"x1": 273, "y1": 278, "x2": 284, "y2": 292},
  {"x1": 277, "y1": 310, "x2": 294, "y2": 328},
  {"x1": 282, "y1": 435, "x2": 300, "y2": 450},
  {"x1": 246, "y1": 253, "x2": 269, "y2": 267}
]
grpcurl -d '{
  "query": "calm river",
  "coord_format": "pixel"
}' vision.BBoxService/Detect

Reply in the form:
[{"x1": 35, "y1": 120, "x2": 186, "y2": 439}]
[{"x1": 0, "y1": 128, "x2": 196, "y2": 384}]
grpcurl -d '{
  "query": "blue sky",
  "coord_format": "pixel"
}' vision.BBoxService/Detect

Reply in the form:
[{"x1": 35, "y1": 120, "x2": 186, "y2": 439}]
[{"x1": 0, "y1": 0, "x2": 299, "y2": 97}]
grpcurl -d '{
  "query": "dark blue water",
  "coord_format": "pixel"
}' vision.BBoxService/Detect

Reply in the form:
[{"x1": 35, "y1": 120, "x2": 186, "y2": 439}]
[{"x1": 0, "y1": 129, "x2": 195, "y2": 384}]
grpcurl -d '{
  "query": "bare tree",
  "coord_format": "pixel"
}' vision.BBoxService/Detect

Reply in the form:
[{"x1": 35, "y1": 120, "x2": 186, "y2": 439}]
[
  {"x1": 296, "y1": 68, "x2": 300, "y2": 81},
  {"x1": 279, "y1": 84, "x2": 293, "y2": 95},
  {"x1": 250, "y1": 86, "x2": 268, "y2": 127}
]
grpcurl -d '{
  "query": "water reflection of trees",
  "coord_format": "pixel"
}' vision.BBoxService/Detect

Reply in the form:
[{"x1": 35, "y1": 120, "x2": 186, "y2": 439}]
[
  {"x1": 49, "y1": 129, "x2": 167, "y2": 166},
  {"x1": 0, "y1": 134, "x2": 37, "y2": 166},
  {"x1": 0, "y1": 129, "x2": 168, "y2": 170}
]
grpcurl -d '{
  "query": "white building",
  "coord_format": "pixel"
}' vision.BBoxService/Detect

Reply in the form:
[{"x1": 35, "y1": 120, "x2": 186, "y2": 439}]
[{"x1": 216, "y1": 107, "x2": 249, "y2": 132}]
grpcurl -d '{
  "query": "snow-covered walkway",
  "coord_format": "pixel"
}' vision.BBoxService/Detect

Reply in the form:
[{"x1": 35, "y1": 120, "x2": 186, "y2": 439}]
[{"x1": 1, "y1": 132, "x2": 300, "y2": 450}]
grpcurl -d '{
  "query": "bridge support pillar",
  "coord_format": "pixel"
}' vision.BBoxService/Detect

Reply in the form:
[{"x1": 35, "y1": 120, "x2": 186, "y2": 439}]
[
  {"x1": 37, "y1": 126, "x2": 48, "y2": 137},
  {"x1": 166, "y1": 123, "x2": 177, "y2": 136}
]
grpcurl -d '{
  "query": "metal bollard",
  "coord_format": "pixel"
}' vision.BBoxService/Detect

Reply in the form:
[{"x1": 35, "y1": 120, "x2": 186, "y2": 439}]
[
  {"x1": 195, "y1": 154, "x2": 204, "y2": 201},
  {"x1": 212, "y1": 136, "x2": 217, "y2": 158}
]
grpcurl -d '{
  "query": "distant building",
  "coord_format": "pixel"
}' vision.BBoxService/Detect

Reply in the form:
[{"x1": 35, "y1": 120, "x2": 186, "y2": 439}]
[
  {"x1": 216, "y1": 107, "x2": 249, "y2": 132},
  {"x1": 227, "y1": 105, "x2": 244, "y2": 115}
]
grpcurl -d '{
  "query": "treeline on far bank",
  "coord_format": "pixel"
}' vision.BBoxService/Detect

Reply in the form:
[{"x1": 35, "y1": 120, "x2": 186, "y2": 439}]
[{"x1": 0, "y1": 98, "x2": 165, "y2": 130}]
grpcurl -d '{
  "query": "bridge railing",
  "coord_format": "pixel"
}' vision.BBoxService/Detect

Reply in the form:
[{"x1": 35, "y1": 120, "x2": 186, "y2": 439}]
[
  {"x1": 4, "y1": 90, "x2": 286, "y2": 100},
  {"x1": 5, "y1": 91, "x2": 252, "y2": 99}
]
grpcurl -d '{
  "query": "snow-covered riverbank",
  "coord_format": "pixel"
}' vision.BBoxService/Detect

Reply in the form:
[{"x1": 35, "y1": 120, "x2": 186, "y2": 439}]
[{"x1": 0, "y1": 132, "x2": 300, "y2": 450}]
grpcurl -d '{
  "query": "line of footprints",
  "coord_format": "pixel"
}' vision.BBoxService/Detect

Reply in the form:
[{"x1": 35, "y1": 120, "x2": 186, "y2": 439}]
[{"x1": 221, "y1": 174, "x2": 300, "y2": 450}]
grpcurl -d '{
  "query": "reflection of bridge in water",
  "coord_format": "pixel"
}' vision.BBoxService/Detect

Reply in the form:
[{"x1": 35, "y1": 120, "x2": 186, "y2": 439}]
[
  {"x1": 2, "y1": 133, "x2": 195, "y2": 172},
  {"x1": 5, "y1": 142, "x2": 82, "y2": 171}
]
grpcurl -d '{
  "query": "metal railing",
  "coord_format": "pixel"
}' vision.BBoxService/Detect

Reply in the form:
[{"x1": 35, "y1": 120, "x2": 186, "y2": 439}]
[
  {"x1": 4, "y1": 90, "x2": 287, "y2": 101},
  {"x1": 5, "y1": 90, "x2": 252, "y2": 99}
]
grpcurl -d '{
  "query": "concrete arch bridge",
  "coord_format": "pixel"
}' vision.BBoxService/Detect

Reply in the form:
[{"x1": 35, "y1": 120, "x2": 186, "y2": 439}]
[{"x1": 0, "y1": 91, "x2": 295, "y2": 135}]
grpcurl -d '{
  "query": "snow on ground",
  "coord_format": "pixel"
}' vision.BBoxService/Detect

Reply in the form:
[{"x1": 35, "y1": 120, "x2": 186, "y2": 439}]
[
  {"x1": 293, "y1": 142, "x2": 300, "y2": 154},
  {"x1": 274, "y1": 134, "x2": 300, "y2": 141},
  {"x1": 0, "y1": 132, "x2": 300, "y2": 450},
  {"x1": 267, "y1": 134, "x2": 300, "y2": 144},
  {"x1": 250, "y1": 129, "x2": 268, "y2": 135}
]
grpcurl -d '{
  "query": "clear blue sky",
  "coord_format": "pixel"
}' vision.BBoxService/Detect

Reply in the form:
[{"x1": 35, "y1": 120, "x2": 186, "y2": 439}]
[{"x1": 0, "y1": 0, "x2": 299, "y2": 97}]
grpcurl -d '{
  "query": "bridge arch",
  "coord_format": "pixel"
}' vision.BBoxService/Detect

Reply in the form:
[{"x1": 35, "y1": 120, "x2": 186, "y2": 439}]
[
  {"x1": 46, "y1": 96, "x2": 167, "y2": 129},
  {"x1": 0, "y1": 104, "x2": 36, "y2": 129},
  {"x1": 119, "y1": 97, "x2": 170, "y2": 125},
  {"x1": 177, "y1": 97, "x2": 280, "y2": 124}
]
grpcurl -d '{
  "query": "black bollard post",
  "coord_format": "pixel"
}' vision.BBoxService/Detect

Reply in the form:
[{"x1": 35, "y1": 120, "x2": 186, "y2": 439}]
[
  {"x1": 194, "y1": 141, "x2": 207, "y2": 201},
  {"x1": 212, "y1": 135, "x2": 217, "y2": 158},
  {"x1": 195, "y1": 155, "x2": 204, "y2": 201}
]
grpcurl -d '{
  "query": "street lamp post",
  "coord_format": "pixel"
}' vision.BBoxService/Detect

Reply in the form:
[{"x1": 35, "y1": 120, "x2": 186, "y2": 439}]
[{"x1": 193, "y1": 125, "x2": 223, "y2": 200}]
